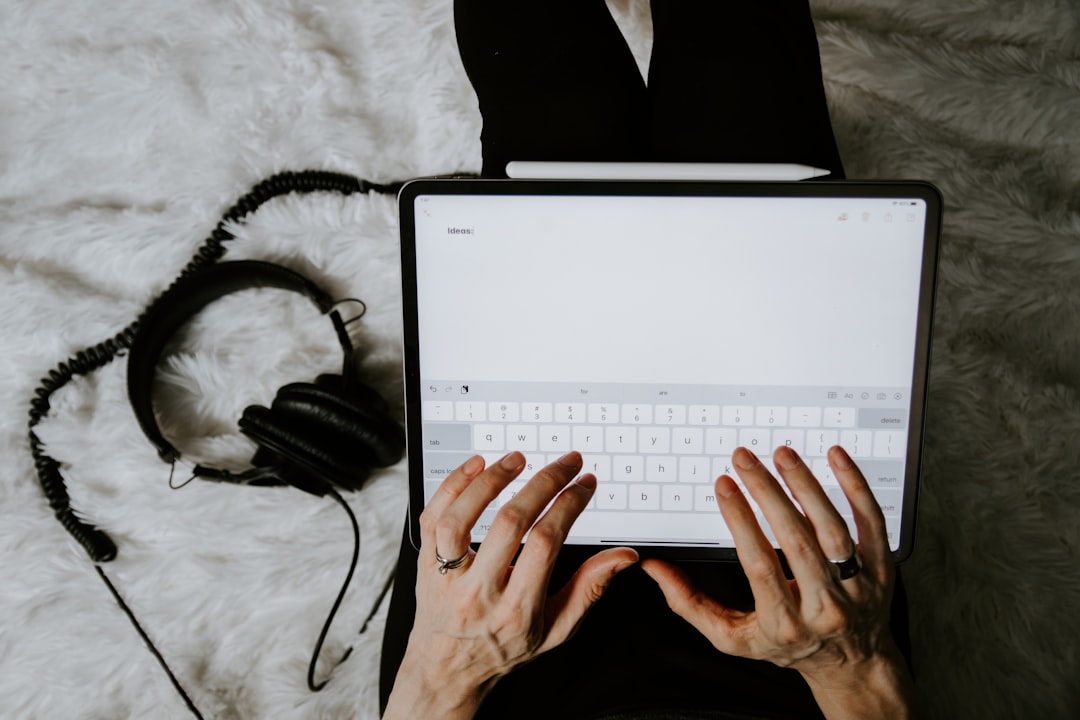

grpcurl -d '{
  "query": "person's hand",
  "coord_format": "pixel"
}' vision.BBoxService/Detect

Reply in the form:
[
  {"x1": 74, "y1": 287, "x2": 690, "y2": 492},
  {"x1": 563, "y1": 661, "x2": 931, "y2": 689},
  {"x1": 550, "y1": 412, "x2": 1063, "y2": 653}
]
[
  {"x1": 642, "y1": 445, "x2": 918, "y2": 720},
  {"x1": 383, "y1": 451, "x2": 639, "y2": 720}
]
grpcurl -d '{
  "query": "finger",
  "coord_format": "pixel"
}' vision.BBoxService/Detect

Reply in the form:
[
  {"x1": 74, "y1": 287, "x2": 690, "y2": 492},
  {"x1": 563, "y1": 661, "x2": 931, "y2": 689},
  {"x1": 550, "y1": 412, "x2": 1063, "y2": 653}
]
[
  {"x1": 419, "y1": 454, "x2": 486, "y2": 546},
  {"x1": 640, "y1": 558, "x2": 754, "y2": 658},
  {"x1": 539, "y1": 546, "x2": 639, "y2": 653},
  {"x1": 507, "y1": 470, "x2": 597, "y2": 597},
  {"x1": 733, "y1": 447, "x2": 832, "y2": 588},
  {"x1": 474, "y1": 451, "x2": 584, "y2": 576},
  {"x1": 714, "y1": 472, "x2": 793, "y2": 617},
  {"x1": 772, "y1": 446, "x2": 858, "y2": 574},
  {"x1": 432, "y1": 451, "x2": 526, "y2": 563},
  {"x1": 829, "y1": 446, "x2": 892, "y2": 583}
]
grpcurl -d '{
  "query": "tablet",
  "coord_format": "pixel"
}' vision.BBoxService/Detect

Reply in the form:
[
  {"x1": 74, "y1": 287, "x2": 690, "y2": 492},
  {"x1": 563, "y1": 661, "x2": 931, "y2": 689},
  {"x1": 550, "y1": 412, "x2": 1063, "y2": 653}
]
[{"x1": 399, "y1": 179, "x2": 941, "y2": 562}]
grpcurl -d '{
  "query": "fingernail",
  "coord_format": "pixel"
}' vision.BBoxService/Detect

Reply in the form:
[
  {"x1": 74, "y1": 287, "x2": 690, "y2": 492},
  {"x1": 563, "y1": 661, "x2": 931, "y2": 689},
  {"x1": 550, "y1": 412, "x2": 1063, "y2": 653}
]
[
  {"x1": 574, "y1": 473, "x2": 597, "y2": 491},
  {"x1": 715, "y1": 474, "x2": 738, "y2": 498},
  {"x1": 733, "y1": 447, "x2": 758, "y2": 470},
  {"x1": 462, "y1": 455, "x2": 484, "y2": 476},
  {"x1": 774, "y1": 446, "x2": 799, "y2": 470},
  {"x1": 557, "y1": 451, "x2": 583, "y2": 470},
  {"x1": 500, "y1": 451, "x2": 525, "y2": 471},
  {"x1": 831, "y1": 445, "x2": 854, "y2": 470}
]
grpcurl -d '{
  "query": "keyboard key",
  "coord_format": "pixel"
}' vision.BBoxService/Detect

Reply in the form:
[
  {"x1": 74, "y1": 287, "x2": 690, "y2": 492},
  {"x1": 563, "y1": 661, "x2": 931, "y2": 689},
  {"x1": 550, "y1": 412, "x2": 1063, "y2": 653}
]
[
  {"x1": 639, "y1": 427, "x2": 670, "y2": 453},
  {"x1": 605, "y1": 426, "x2": 637, "y2": 452},
  {"x1": 455, "y1": 401, "x2": 486, "y2": 421},
  {"x1": 678, "y1": 456, "x2": 711, "y2": 483},
  {"x1": 622, "y1": 404, "x2": 652, "y2": 424},
  {"x1": 789, "y1": 406, "x2": 822, "y2": 427},
  {"x1": 662, "y1": 485, "x2": 694, "y2": 511},
  {"x1": 505, "y1": 424, "x2": 537, "y2": 451},
  {"x1": 523, "y1": 402, "x2": 553, "y2": 422},
  {"x1": 613, "y1": 455, "x2": 644, "y2": 482},
  {"x1": 572, "y1": 426, "x2": 605, "y2": 452},
  {"x1": 489, "y1": 402, "x2": 519, "y2": 422},
  {"x1": 473, "y1": 424, "x2": 505, "y2": 451},
  {"x1": 672, "y1": 427, "x2": 703, "y2": 454},
  {"x1": 812, "y1": 459, "x2": 840, "y2": 486},
  {"x1": 823, "y1": 407, "x2": 856, "y2": 427},
  {"x1": 840, "y1": 430, "x2": 873, "y2": 458},
  {"x1": 859, "y1": 460, "x2": 904, "y2": 488},
  {"x1": 588, "y1": 404, "x2": 619, "y2": 423},
  {"x1": 655, "y1": 404, "x2": 686, "y2": 425},
  {"x1": 422, "y1": 423, "x2": 470, "y2": 450},
  {"x1": 739, "y1": 428, "x2": 770, "y2": 453},
  {"x1": 497, "y1": 481, "x2": 527, "y2": 507},
  {"x1": 539, "y1": 425, "x2": 570, "y2": 452},
  {"x1": 704, "y1": 428, "x2": 738, "y2": 454},
  {"x1": 629, "y1": 484, "x2": 661, "y2": 510},
  {"x1": 859, "y1": 408, "x2": 908, "y2": 429},
  {"x1": 595, "y1": 481, "x2": 627, "y2": 509},
  {"x1": 712, "y1": 456, "x2": 735, "y2": 479},
  {"x1": 688, "y1": 405, "x2": 720, "y2": 425},
  {"x1": 646, "y1": 456, "x2": 677, "y2": 482},
  {"x1": 806, "y1": 430, "x2": 839, "y2": 456},
  {"x1": 722, "y1": 405, "x2": 753, "y2": 426},
  {"x1": 873, "y1": 430, "x2": 906, "y2": 458},
  {"x1": 422, "y1": 401, "x2": 454, "y2": 421},
  {"x1": 423, "y1": 452, "x2": 474, "y2": 479},
  {"x1": 694, "y1": 485, "x2": 719, "y2": 512},
  {"x1": 555, "y1": 402, "x2": 585, "y2": 423},
  {"x1": 521, "y1": 453, "x2": 546, "y2": 478},
  {"x1": 581, "y1": 454, "x2": 611, "y2": 480},
  {"x1": 772, "y1": 428, "x2": 804, "y2": 455},
  {"x1": 756, "y1": 406, "x2": 788, "y2": 426}
]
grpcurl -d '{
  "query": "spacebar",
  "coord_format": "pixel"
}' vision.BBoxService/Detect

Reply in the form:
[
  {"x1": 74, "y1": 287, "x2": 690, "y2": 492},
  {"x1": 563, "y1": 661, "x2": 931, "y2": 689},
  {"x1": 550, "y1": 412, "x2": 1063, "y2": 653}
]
[{"x1": 570, "y1": 511, "x2": 733, "y2": 544}]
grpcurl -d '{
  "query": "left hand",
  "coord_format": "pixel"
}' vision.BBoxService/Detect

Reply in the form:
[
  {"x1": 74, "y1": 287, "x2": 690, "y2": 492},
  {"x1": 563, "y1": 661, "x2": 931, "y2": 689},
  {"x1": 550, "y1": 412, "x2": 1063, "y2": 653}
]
[{"x1": 383, "y1": 450, "x2": 639, "y2": 720}]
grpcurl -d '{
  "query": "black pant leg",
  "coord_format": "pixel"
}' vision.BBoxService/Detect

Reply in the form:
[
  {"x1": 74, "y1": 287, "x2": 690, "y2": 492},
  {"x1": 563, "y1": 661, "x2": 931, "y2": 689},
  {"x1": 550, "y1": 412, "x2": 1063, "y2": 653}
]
[
  {"x1": 378, "y1": 521, "x2": 417, "y2": 715},
  {"x1": 646, "y1": 0, "x2": 845, "y2": 176},
  {"x1": 454, "y1": 0, "x2": 649, "y2": 176}
]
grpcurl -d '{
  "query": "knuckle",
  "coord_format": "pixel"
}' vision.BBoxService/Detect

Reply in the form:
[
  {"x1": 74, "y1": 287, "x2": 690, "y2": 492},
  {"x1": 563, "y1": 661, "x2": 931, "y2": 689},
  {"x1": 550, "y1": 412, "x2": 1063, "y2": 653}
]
[
  {"x1": 493, "y1": 504, "x2": 531, "y2": 536},
  {"x1": 418, "y1": 509, "x2": 436, "y2": 533},
  {"x1": 822, "y1": 527, "x2": 854, "y2": 557},
  {"x1": 524, "y1": 524, "x2": 563, "y2": 556},
  {"x1": 782, "y1": 531, "x2": 819, "y2": 561},
  {"x1": 434, "y1": 514, "x2": 468, "y2": 540},
  {"x1": 743, "y1": 555, "x2": 782, "y2": 585},
  {"x1": 772, "y1": 614, "x2": 810, "y2": 649}
]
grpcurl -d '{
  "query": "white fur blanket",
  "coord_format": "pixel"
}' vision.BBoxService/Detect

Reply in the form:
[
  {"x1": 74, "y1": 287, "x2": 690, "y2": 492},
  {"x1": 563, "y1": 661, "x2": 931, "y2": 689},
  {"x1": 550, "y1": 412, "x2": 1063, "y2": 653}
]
[{"x1": 2, "y1": 1, "x2": 1078, "y2": 718}]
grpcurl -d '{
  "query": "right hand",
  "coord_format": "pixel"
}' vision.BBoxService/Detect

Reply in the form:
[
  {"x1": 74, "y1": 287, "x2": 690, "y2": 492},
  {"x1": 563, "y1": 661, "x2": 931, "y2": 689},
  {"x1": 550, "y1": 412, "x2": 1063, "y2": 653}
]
[{"x1": 642, "y1": 445, "x2": 918, "y2": 719}]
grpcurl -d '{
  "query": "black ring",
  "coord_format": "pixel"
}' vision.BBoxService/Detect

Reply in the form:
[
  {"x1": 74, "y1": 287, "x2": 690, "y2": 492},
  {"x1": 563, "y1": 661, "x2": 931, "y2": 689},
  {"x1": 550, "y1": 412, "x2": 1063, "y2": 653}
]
[{"x1": 830, "y1": 549, "x2": 862, "y2": 580}]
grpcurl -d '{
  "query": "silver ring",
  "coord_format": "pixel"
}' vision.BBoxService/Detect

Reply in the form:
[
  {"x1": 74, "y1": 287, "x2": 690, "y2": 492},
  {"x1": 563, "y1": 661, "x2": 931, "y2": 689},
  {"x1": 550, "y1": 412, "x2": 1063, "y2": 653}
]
[
  {"x1": 830, "y1": 547, "x2": 862, "y2": 580},
  {"x1": 435, "y1": 549, "x2": 469, "y2": 575}
]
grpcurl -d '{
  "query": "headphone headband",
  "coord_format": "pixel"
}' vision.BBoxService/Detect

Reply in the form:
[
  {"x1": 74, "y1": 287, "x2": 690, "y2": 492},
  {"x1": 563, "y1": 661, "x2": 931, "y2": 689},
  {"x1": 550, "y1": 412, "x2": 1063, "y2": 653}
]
[{"x1": 126, "y1": 260, "x2": 344, "y2": 464}]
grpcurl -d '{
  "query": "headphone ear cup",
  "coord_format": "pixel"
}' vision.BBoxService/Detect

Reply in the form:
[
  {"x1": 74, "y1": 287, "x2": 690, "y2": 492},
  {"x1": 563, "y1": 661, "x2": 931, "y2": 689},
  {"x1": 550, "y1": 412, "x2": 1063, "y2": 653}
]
[
  {"x1": 239, "y1": 402, "x2": 370, "y2": 494},
  {"x1": 312, "y1": 373, "x2": 392, "y2": 416},
  {"x1": 237, "y1": 378, "x2": 405, "y2": 493},
  {"x1": 272, "y1": 379, "x2": 405, "y2": 467}
]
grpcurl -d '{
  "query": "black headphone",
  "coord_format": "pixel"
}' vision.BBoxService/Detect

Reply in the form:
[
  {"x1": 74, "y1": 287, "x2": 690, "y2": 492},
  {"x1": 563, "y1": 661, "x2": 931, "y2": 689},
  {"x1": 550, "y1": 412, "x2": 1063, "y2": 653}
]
[
  {"x1": 125, "y1": 259, "x2": 405, "y2": 497},
  {"x1": 26, "y1": 172, "x2": 411, "y2": 710}
]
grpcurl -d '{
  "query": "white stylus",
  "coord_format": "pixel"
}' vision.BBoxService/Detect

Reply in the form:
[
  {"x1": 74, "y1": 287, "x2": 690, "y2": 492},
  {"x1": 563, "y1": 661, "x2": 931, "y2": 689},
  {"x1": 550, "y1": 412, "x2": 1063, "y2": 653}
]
[{"x1": 505, "y1": 161, "x2": 833, "y2": 181}]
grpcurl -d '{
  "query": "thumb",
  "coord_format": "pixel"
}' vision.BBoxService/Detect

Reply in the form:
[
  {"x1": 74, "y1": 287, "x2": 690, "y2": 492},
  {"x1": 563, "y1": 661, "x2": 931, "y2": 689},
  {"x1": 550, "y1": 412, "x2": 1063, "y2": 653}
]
[
  {"x1": 540, "y1": 547, "x2": 639, "y2": 651},
  {"x1": 640, "y1": 558, "x2": 751, "y2": 656}
]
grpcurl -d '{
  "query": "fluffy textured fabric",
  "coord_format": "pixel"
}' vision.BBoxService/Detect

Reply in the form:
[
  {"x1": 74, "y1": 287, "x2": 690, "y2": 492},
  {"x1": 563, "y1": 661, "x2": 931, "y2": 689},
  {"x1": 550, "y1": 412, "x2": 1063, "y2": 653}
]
[{"x1": 1, "y1": 1, "x2": 1077, "y2": 718}]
